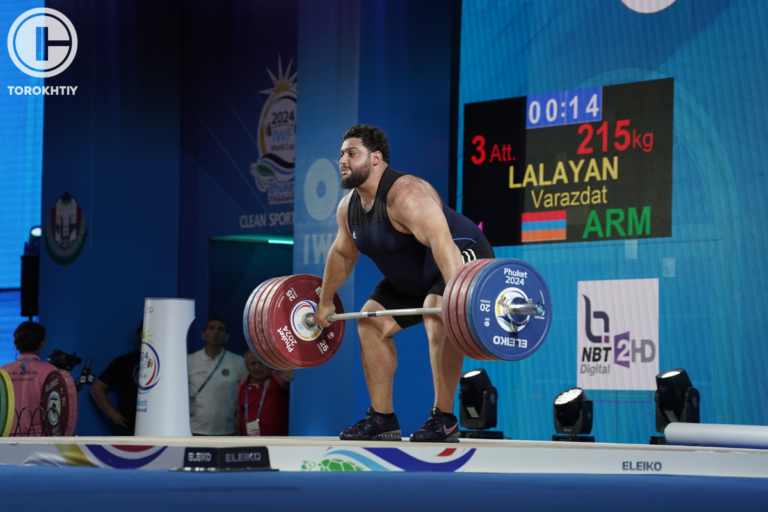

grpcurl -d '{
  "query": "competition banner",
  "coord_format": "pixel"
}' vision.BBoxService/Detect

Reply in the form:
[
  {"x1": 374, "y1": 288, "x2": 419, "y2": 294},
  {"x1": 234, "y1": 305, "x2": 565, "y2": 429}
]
[
  {"x1": 249, "y1": 59, "x2": 298, "y2": 208},
  {"x1": 2, "y1": 438, "x2": 768, "y2": 477},
  {"x1": 181, "y1": 0, "x2": 298, "y2": 235},
  {"x1": 462, "y1": 78, "x2": 673, "y2": 246}
]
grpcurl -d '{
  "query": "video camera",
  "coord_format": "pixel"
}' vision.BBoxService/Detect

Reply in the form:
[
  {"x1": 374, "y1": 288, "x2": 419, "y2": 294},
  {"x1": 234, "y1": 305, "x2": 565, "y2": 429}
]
[
  {"x1": 46, "y1": 350, "x2": 94, "y2": 392},
  {"x1": 47, "y1": 349, "x2": 81, "y2": 371}
]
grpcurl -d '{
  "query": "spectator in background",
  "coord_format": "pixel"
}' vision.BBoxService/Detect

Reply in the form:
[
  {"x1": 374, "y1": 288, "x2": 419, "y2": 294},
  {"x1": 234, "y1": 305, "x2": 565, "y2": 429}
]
[
  {"x1": 188, "y1": 318, "x2": 248, "y2": 435},
  {"x1": 235, "y1": 350, "x2": 292, "y2": 436},
  {"x1": 1, "y1": 321, "x2": 57, "y2": 436},
  {"x1": 90, "y1": 321, "x2": 142, "y2": 435}
]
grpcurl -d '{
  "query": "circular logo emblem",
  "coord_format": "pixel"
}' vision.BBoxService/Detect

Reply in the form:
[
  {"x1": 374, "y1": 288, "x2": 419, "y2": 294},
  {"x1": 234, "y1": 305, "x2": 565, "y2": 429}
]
[
  {"x1": 44, "y1": 192, "x2": 88, "y2": 265},
  {"x1": 7, "y1": 8, "x2": 78, "y2": 78},
  {"x1": 494, "y1": 287, "x2": 531, "y2": 333},
  {"x1": 138, "y1": 342, "x2": 161, "y2": 393},
  {"x1": 47, "y1": 391, "x2": 61, "y2": 425},
  {"x1": 304, "y1": 158, "x2": 340, "y2": 221},
  {"x1": 222, "y1": 369, "x2": 230, "y2": 377},
  {"x1": 621, "y1": 0, "x2": 677, "y2": 14},
  {"x1": 290, "y1": 300, "x2": 322, "y2": 341}
]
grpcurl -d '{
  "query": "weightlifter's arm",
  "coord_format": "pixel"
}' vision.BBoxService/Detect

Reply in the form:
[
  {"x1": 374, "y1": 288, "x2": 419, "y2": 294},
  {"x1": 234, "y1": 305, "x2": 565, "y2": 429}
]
[
  {"x1": 388, "y1": 177, "x2": 463, "y2": 285},
  {"x1": 315, "y1": 194, "x2": 359, "y2": 328}
]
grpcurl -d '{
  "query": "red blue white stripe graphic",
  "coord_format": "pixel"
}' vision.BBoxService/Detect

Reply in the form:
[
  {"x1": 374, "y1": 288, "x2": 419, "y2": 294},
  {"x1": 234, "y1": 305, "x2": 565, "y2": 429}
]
[{"x1": 85, "y1": 444, "x2": 168, "y2": 469}]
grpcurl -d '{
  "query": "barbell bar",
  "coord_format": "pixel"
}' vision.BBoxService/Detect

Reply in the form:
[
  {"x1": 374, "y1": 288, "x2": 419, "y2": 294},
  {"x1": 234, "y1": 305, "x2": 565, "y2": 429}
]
[{"x1": 301, "y1": 301, "x2": 544, "y2": 330}]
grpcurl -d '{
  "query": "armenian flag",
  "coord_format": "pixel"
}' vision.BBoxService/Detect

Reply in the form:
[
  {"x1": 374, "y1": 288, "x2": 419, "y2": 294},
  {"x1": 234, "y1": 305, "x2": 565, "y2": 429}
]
[{"x1": 521, "y1": 210, "x2": 567, "y2": 242}]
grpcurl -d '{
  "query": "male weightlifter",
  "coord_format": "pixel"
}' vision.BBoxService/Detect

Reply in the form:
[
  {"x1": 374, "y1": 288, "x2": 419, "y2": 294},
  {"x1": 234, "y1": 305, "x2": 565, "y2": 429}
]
[{"x1": 314, "y1": 125, "x2": 494, "y2": 442}]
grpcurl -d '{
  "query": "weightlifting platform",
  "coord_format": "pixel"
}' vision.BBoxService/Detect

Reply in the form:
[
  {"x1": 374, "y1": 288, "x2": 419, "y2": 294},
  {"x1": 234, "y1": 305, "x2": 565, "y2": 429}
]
[{"x1": 0, "y1": 436, "x2": 766, "y2": 477}]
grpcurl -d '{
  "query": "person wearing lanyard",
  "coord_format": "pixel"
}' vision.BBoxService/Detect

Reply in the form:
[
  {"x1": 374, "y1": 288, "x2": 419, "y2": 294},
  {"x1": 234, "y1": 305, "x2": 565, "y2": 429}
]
[
  {"x1": 0, "y1": 321, "x2": 57, "y2": 436},
  {"x1": 187, "y1": 318, "x2": 248, "y2": 435},
  {"x1": 235, "y1": 350, "x2": 293, "y2": 436}
]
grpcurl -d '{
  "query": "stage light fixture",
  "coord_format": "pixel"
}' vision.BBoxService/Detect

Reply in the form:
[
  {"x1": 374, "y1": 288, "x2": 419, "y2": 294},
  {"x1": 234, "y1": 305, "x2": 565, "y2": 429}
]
[
  {"x1": 25, "y1": 225, "x2": 41, "y2": 257},
  {"x1": 458, "y1": 368, "x2": 502, "y2": 439},
  {"x1": 552, "y1": 387, "x2": 594, "y2": 442},
  {"x1": 651, "y1": 368, "x2": 699, "y2": 444},
  {"x1": 21, "y1": 225, "x2": 42, "y2": 319}
]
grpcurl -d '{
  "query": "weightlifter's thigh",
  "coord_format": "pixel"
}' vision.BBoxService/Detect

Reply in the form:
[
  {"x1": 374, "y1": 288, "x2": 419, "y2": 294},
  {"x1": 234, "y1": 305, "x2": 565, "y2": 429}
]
[{"x1": 357, "y1": 299, "x2": 403, "y2": 340}]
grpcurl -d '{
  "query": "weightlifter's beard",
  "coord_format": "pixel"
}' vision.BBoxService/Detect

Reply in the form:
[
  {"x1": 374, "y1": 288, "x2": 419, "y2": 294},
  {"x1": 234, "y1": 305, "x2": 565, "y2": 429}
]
[{"x1": 341, "y1": 158, "x2": 371, "y2": 189}]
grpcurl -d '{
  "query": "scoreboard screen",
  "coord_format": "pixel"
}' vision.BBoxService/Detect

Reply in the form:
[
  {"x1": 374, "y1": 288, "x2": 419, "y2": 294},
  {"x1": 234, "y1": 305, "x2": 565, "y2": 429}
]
[{"x1": 462, "y1": 78, "x2": 673, "y2": 246}]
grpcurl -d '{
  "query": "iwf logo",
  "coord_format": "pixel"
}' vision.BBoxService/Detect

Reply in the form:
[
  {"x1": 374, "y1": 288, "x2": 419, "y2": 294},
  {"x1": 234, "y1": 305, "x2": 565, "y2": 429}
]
[
  {"x1": 249, "y1": 56, "x2": 297, "y2": 205},
  {"x1": 577, "y1": 279, "x2": 659, "y2": 391},
  {"x1": 7, "y1": 8, "x2": 78, "y2": 79}
]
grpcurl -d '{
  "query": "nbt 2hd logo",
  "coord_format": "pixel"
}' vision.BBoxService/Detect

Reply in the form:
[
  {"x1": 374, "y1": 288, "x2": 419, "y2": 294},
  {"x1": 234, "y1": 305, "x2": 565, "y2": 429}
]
[
  {"x1": 7, "y1": 8, "x2": 78, "y2": 95},
  {"x1": 577, "y1": 279, "x2": 659, "y2": 391}
]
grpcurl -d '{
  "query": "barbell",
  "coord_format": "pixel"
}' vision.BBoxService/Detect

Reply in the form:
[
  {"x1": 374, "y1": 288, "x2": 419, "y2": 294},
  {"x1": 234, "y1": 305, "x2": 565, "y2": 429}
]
[{"x1": 242, "y1": 258, "x2": 552, "y2": 370}]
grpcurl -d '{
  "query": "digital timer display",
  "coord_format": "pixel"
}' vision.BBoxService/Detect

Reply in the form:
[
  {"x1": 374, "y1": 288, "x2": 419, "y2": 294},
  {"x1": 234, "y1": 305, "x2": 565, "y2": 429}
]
[{"x1": 526, "y1": 86, "x2": 602, "y2": 129}]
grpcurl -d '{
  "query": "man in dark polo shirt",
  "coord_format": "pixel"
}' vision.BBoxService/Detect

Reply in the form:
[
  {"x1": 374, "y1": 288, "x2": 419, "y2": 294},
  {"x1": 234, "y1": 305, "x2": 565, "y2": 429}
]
[{"x1": 90, "y1": 322, "x2": 142, "y2": 435}]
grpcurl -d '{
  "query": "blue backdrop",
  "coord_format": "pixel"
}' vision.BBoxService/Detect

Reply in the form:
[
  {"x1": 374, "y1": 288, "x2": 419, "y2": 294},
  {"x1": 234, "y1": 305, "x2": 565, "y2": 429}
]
[
  {"x1": 0, "y1": 0, "x2": 44, "y2": 363},
  {"x1": 179, "y1": 0, "x2": 299, "y2": 345},
  {"x1": 0, "y1": 1, "x2": 43, "y2": 291},
  {"x1": 6, "y1": 0, "x2": 766, "y2": 441},
  {"x1": 456, "y1": 0, "x2": 768, "y2": 442},
  {"x1": 291, "y1": 0, "x2": 457, "y2": 436},
  {"x1": 37, "y1": 0, "x2": 182, "y2": 435}
]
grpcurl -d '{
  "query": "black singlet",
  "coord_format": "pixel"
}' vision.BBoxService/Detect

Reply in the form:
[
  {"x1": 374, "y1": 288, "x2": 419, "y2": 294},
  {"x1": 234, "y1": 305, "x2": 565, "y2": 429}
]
[{"x1": 347, "y1": 168, "x2": 485, "y2": 295}]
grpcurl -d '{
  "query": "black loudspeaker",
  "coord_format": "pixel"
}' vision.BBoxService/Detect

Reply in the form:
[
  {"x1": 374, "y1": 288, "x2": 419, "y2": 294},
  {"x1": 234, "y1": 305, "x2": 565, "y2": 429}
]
[{"x1": 21, "y1": 255, "x2": 39, "y2": 318}]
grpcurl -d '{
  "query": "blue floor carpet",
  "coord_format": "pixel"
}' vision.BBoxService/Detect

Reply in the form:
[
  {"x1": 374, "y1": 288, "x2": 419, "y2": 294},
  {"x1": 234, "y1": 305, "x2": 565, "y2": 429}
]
[{"x1": 1, "y1": 465, "x2": 767, "y2": 511}]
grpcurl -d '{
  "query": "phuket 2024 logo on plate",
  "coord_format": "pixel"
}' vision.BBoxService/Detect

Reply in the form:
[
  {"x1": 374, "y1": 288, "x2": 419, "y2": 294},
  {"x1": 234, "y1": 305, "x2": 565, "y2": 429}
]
[
  {"x1": 44, "y1": 192, "x2": 87, "y2": 265},
  {"x1": 250, "y1": 56, "x2": 297, "y2": 205}
]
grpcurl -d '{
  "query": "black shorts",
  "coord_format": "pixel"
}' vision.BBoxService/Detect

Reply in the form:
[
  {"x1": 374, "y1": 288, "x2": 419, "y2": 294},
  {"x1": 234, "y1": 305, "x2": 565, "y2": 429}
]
[{"x1": 369, "y1": 237, "x2": 495, "y2": 330}]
